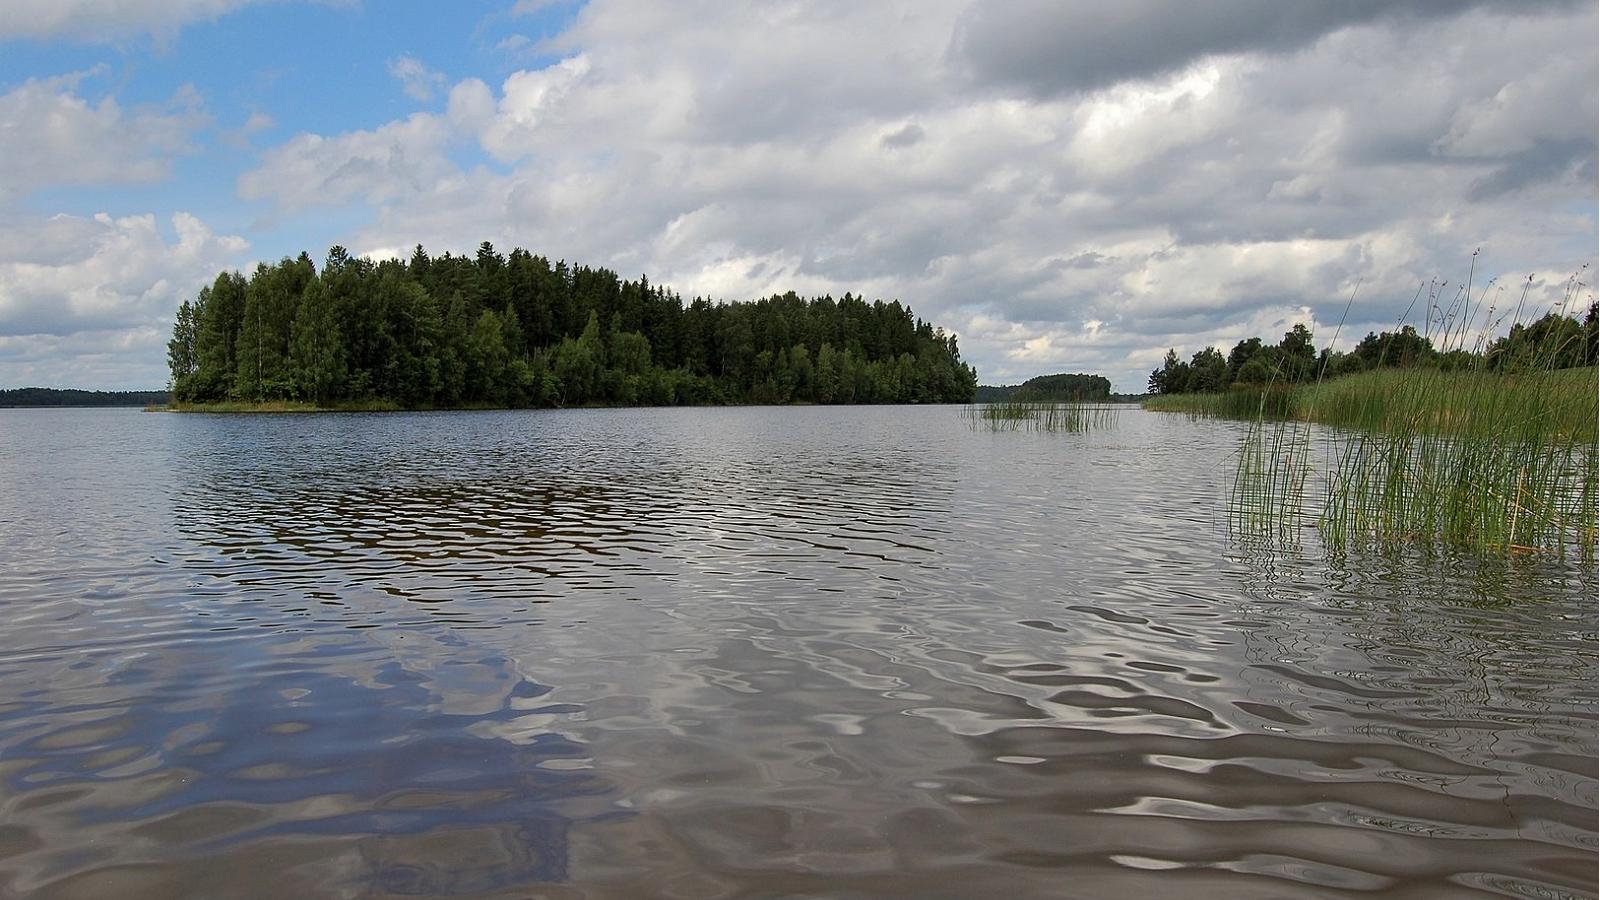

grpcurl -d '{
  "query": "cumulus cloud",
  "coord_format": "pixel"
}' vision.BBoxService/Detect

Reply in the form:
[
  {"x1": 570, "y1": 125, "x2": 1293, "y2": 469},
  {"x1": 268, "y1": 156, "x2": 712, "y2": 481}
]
[
  {"x1": 237, "y1": 113, "x2": 455, "y2": 212},
  {"x1": 0, "y1": 70, "x2": 204, "y2": 202},
  {"x1": 0, "y1": 211, "x2": 247, "y2": 339},
  {"x1": 233, "y1": 0, "x2": 1595, "y2": 389}
]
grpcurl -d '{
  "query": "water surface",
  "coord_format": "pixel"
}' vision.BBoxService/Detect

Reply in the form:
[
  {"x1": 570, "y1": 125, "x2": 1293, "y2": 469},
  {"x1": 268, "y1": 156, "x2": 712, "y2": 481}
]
[{"x1": 0, "y1": 406, "x2": 1593, "y2": 898}]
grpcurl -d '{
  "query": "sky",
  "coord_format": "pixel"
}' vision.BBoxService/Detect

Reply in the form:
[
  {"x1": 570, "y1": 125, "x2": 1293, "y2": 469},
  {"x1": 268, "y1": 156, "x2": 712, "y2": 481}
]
[{"x1": 0, "y1": 0, "x2": 1595, "y2": 392}]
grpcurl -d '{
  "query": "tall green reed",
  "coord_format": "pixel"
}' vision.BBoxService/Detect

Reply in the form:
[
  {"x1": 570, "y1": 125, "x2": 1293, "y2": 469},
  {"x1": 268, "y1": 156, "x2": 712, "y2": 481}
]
[
  {"x1": 963, "y1": 401, "x2": 1119, "y2": 433},
  {"x1": 1230, "y1": 268, "x2": 1597, "y2": 557}
]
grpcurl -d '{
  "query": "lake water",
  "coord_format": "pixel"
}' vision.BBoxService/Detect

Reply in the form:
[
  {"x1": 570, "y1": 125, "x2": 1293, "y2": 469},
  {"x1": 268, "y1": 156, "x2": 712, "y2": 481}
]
[{"x1": 0, "y1": 406, "x2": 1593, "y2": 899}]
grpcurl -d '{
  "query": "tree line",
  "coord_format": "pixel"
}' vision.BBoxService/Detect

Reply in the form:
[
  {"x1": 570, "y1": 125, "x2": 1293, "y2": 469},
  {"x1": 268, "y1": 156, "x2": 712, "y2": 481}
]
[
  {"x1": 1148, "y1": 306, "x2": 1599, "y2": 395},
  {"x1": 0, "y1": 388, "x2": 169, "y2": 407},
  {"x1": 975, "y1": 373, "x2": 1112, "y2": 403},
  {"x1": 167, "y1": 243, "x2": 978, "y2": 407}
]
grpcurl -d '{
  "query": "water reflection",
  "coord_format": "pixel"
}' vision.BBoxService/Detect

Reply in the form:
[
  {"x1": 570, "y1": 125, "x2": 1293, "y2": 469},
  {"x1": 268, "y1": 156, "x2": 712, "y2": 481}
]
[{"x1": 0, "y1": 406, "x2": 1593, "y2": 898}]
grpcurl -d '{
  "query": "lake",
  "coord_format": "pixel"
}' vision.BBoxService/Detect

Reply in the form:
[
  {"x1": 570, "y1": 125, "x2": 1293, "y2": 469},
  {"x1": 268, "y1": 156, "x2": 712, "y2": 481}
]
[{"x1": 0, "y1": 406, "x2": 1593, "y2": 899}]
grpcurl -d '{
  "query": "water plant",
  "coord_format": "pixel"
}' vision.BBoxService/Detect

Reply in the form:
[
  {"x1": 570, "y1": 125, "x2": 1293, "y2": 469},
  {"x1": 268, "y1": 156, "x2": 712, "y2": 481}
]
[
  {"x1": 1309, "y1": 367, "x2": 1596, "y2": 555},
  {"x1": 1219, "y1": 268, "x2": 1598, "y2": 557},
  {"x1": 962, "y1": 401, "x2": 1119, "y2": 433}
]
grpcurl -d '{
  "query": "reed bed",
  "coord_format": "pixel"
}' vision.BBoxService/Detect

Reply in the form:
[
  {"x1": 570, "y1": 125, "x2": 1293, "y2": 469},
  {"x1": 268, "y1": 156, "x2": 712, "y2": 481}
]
[
  {"x1": 1312, "y1": 366, "x2": 1595, "y2": 554},
  {"x1": 1143, "y1": 384, "x2": 1296, "y2": 420},
  {"x1": 1229, "y1": 416, "x2": 1314, "y2": 540},
  {"x1": 1154, "y1": 260, "x2": 1598, "y2": 556},
  {"x1": 963, "y1": 401, "x2": 1119, "y2": 433},
  {"x1": 1224, "y1": 360, "x2": 1596, "y2": 557}
]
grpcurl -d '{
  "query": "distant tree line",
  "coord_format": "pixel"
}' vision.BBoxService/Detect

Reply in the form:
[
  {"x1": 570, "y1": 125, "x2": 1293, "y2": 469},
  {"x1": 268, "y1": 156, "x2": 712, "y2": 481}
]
[
  {"x1": 167, "y1": 243, "x2": 978, "y2": 407},
  {"x1": 975, "y1": 373, "x2": 1112, "y2": 403},
  {"x1": 1148, "y1": 305, "x2": 1599, "y2": 395},
  {"x1": 0, "y1": 388, "x2": 169, "y2": 407}
]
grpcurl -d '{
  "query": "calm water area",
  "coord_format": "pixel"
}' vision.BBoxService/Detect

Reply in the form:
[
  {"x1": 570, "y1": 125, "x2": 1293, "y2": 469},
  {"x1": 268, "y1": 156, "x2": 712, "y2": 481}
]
[{"x1": 0, "y1": 406, "x2": 1594, "y2": 899}]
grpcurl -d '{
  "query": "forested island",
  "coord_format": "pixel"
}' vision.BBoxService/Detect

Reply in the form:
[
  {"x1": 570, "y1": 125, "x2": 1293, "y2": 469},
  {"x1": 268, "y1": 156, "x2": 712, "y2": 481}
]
[
  {"x1": 974, "y1": 373, "x2": 1113, "y2": 403},
  {"x1": 0, "y1": 388, "x2": 169, "y2": 407},
  {"x1": 166, "y1": 243, "x2": 977, "y2": 408}
]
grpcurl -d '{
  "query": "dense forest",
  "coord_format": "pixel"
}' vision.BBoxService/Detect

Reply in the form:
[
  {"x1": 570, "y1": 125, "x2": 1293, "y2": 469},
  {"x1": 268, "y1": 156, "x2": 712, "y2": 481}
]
[
  {"x1": 167, "y1": 243, "x2": 978, "y2": 407},
  {"x1": 1148, "y1": 307, "x2": 1599, "y2": 395},
  {"x1": 0, "y1": 388, "x2": 169, "y2": 407},
  {"x1": 975, "y1": 373, "x2": 1112, "y2": 403}
]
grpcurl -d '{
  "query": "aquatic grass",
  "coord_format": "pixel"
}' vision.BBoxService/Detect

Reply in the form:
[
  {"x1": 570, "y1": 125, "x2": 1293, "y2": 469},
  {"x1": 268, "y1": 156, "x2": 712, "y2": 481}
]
[
  {"x1": 1229, "y1": 414, "x2": 1313, "y2": 541},
  {"x1": 962, "y1": 401, "x2": 1119, "y2": 433},
  {"x1": 1314, "y1": 365, "x2": 1596, "y2": 555},
  {"x1": 1225, "y1": 285, "x2": 1598, "y2": 557},
  {"x1": 1294, "y1": 368, "x2": 1596, "y2": 443}
]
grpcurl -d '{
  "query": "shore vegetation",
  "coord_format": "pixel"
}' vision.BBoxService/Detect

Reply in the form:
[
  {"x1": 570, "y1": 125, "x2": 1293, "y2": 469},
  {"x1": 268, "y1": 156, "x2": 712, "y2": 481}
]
[{"x1": 1145, "y1": 271, "x2": 1598, "y2": 555}]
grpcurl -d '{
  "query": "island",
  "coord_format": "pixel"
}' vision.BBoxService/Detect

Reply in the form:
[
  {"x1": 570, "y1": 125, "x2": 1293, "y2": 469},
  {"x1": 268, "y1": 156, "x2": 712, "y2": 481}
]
[{"x1": 165, "y1": 243, "x2": 978, "y2": 410}]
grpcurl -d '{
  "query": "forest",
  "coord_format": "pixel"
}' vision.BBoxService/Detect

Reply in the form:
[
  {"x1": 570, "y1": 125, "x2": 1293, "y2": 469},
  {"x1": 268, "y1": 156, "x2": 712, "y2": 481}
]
[
  {"x1": 0, "y1": 388, "x2": 169, "y2": 407},
  {"x1": 974, "y1": 373, "x2": 1112, "y2": 403},
  {"x1": 166, "y1": 243, "x2": 978, "y2": 408},
  {"x1": 1147, "y1": 309, "x2": 1599, "y2": 395}
]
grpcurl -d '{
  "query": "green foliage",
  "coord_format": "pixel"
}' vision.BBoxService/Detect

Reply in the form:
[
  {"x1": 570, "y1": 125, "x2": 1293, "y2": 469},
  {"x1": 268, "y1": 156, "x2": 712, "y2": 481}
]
[
  {"x1": 1353, "y1": 324, "x2": 1434, "y2": 369},
  {"x1": 1187, "y1": 347, "x2": 1228, "y2": 393},
  {"x1": 962, "y1": 401, "x2": 1118, "y2": 433},
  {"x1": 168, "y1": 243, "x2": 977, "y2": 409},
  {"x1": 1143, "y1": 383, "x2": 1295, "y2": 419},
  {"x1": 1150, "y1": 268, "x2": 1598, "y2": 557},
  {"x1": 1213, "y1": 357, "x2": 1597, "y2": 556},
  {"x1": 291, "y1": 280, "x2": 345, "y2": 404},
  {"x1": 167, "y1": 300, "x2": 197, "y2": 397},
  {"x1": 1149, "y1": 301, "x2": 1597, "y2": 399},
  {"x1": 979, "y1": 373, "x2": 1112, "y2": 403},
  {"x1": 1485, "y1": 306, "x2": 1596, "y2": 371}
]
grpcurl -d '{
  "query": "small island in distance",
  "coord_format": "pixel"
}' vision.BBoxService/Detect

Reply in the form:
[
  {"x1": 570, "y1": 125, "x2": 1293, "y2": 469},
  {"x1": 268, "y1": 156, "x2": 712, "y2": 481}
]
[
  {"x1": 973, "y1": 373, "x2": 1116, "y2": 404},
  {"x1": 1, "y1": 388, "x2": 170, "y2": 408},
  {"x1": 164, "y1": 242, "x2": 981, "y2": 410}
]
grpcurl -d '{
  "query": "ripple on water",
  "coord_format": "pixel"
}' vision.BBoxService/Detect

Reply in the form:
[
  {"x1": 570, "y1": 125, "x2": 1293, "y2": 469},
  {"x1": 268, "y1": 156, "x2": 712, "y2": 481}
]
[{"x1": 0, "y1": 406, "x2": 1593, "y2": 898}]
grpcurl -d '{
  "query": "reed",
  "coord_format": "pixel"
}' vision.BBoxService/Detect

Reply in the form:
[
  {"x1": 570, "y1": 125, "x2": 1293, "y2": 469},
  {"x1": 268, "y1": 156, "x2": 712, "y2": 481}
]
[
  {"x1": 1225, "y1": 302, "x2": 1597, "y2": 556},
  {"x1": 1229, "y1": 415, "x2": 1313, "y2": 540},
  {"x1": 963, "y1": 401, "x2": 1118, "y2": 433},
  {"x1": 1311, "y1": 366, "x2": 1595, "y2": 554},
  {"x1": 1143, "y1": 384, "x2": 1296, "y2": 420}
]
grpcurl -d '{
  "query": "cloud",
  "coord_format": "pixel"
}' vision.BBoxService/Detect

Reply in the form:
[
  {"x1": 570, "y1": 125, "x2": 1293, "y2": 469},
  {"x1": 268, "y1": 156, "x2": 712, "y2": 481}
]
[
  {"x1": 510, "y1": 0, "x2": 565, "y2": 15},
  {"x1": 0, "y1": 0, "x2": 283, "y2": 43},
  {"x1": 0, "y1": 70, "x2": 204, "y2": 202},
  {"x1": 387, "y1": 55, "x2": 447, "y2": 103},
  {"x1": 220, "y1": 110, "x2": 275, "y2": 149},
  {"x1": 233, "y1": 0, "x2": 1595, "y2": 390},
  {"x1": 468, "y1": 54, "x2": 593, "y2": 162},
  {"x1": 237, "y1": 113, "x2": 455, "y2": 212},
  {"x1": 880, "y1": 122, "x2": 925, "y2": 149},
  {"x1": 0, "y1": 211, "x2": 247, "y2": 389},
  {"x1": 0, "y1": 327, "x2": 173, "y2": 390},
  {"x1": 948, "y1": 0, "x2": 1585, "y2": 98},
  {"x1": 496, "y1": 34, "x2": 532, "y2": 53}
]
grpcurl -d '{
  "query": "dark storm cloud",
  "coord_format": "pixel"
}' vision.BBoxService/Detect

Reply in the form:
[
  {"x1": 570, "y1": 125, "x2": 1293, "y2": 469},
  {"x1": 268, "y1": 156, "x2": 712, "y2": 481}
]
[{"x1": 950, "y1": 0, "x2": 1583, "y2": 97}]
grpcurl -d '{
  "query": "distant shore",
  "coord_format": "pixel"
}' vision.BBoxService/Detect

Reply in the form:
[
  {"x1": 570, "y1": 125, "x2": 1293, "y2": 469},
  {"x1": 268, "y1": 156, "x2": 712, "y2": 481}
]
[{"x1": 1, "y1": 388, "x2": 169, "y2": 408}]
